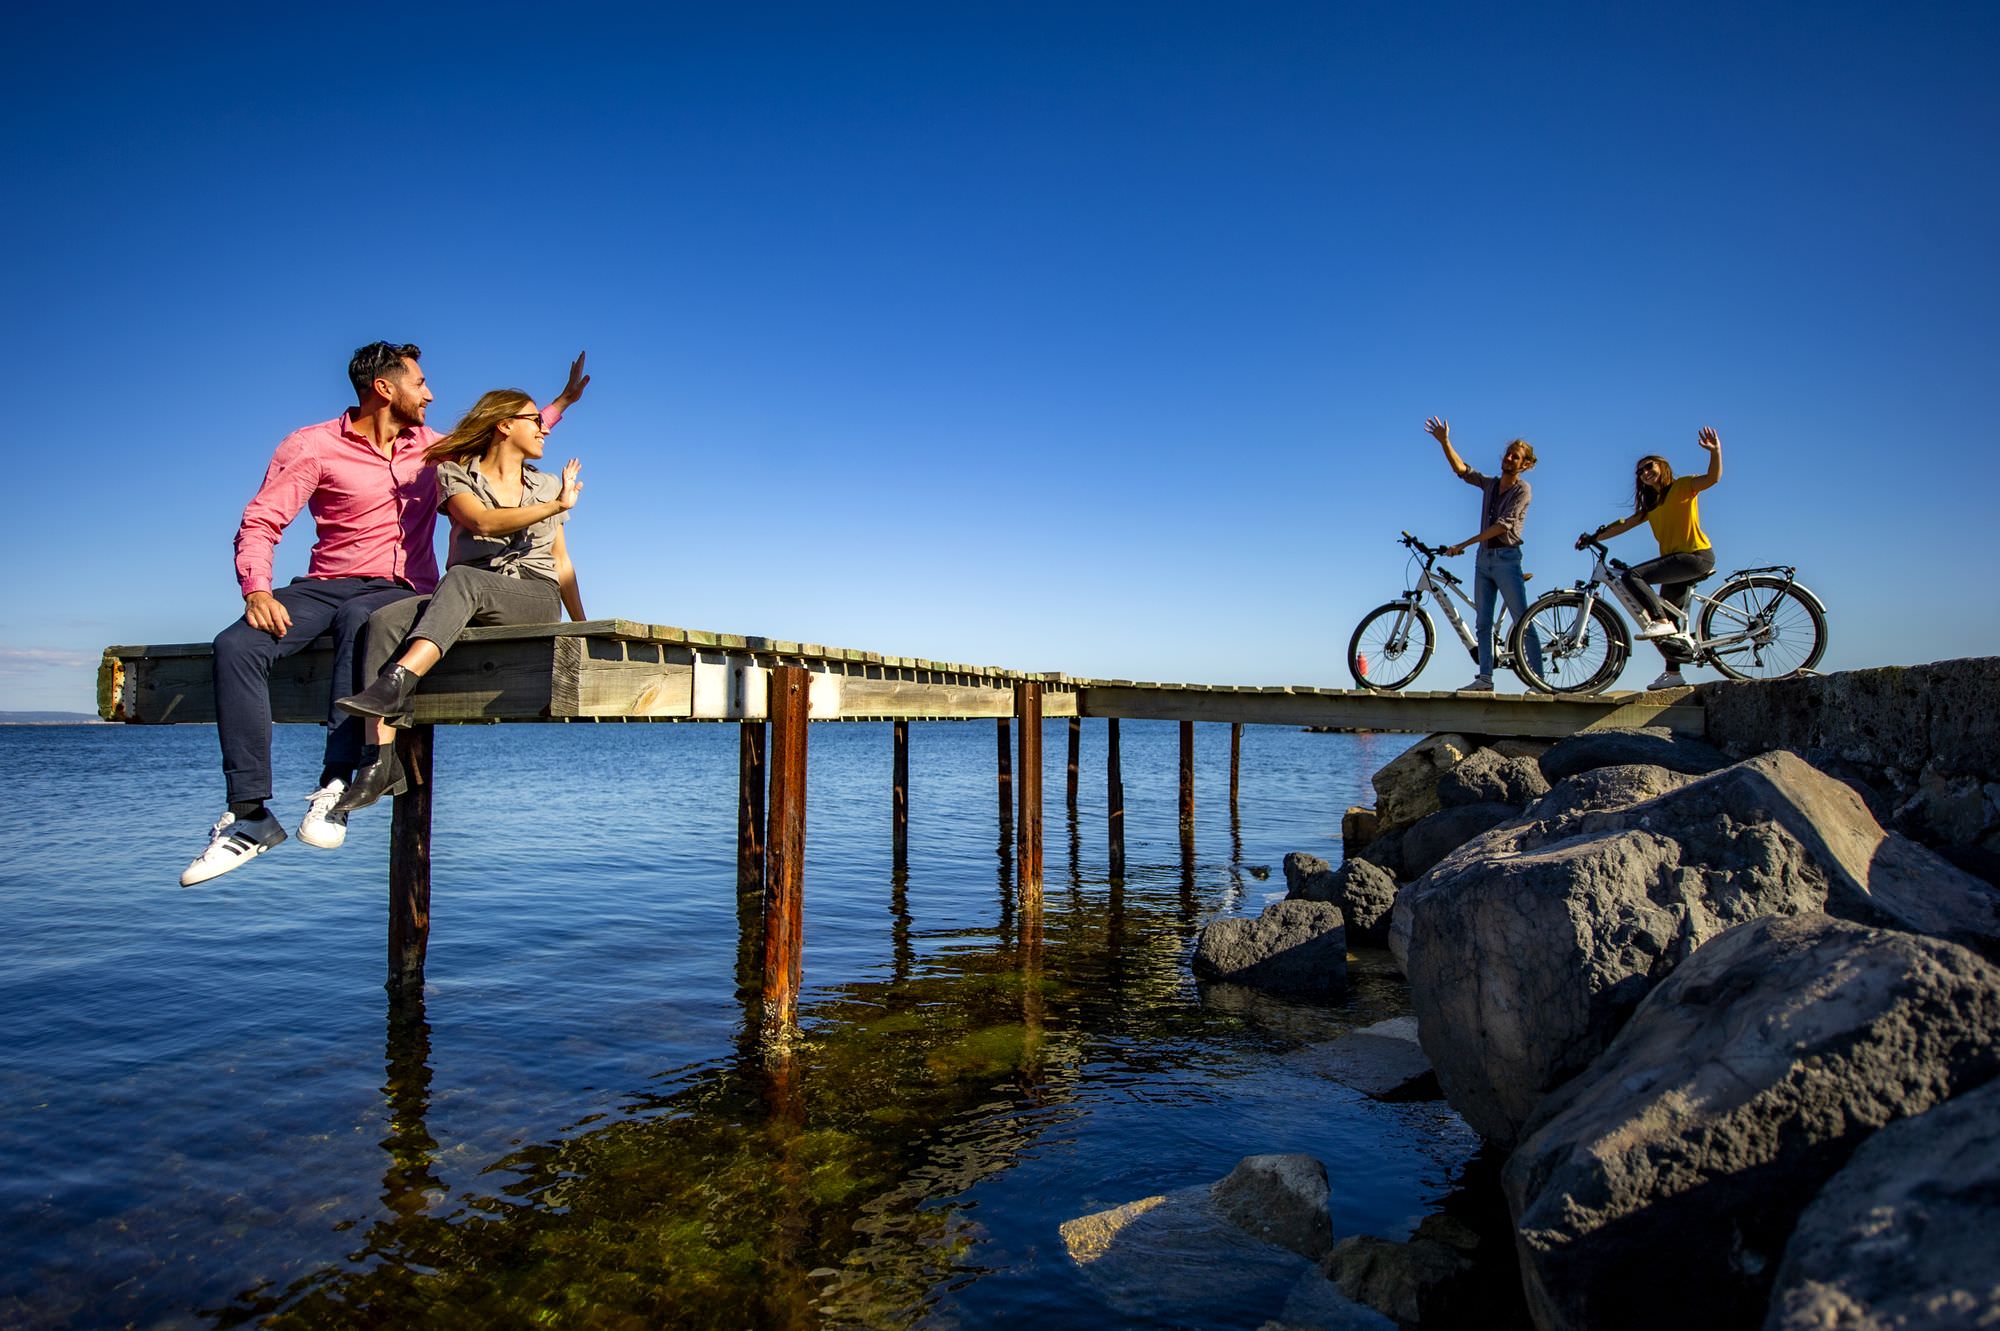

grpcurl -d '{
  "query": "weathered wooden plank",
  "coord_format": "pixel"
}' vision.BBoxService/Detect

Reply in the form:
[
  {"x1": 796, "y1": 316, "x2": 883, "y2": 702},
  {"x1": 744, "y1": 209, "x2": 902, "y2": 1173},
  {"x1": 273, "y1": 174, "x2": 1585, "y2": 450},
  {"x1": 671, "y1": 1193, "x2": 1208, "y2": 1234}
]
[{"x1": 1076, "y1": 684, "x2": 1703, "y2": 737}]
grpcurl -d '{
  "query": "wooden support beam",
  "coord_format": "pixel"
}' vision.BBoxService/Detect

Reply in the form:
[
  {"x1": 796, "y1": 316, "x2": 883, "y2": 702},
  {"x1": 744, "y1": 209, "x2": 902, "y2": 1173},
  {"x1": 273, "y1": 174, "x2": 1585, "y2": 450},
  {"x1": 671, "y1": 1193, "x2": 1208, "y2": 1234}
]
[
  {"x1": 1179, "y1": 721, "x2": 1195, "y2": 827},
  {"x1": 1107, "y1": 717, "x2": 1125, "y2": 881},
  {"x1": 892, "y1": 719, "x2": 910, "y2": 868},
  {"x1": 1016, "y1": 682, "x2": 1043, "y2": 904},
  {"x1": 761, "y1": 666, "x2": 809, "y2": 1044},
  {"x1": 1066, "y1": 715, "x2": 1080, "y2": 816},
  {"x1": 738, "y1": 721, "x2": 766, "y2": 890},
  {"x1": 387, "y1": 725, "x2": 434, "y2": 994},
  {"x1": 996, "y1": 717, "x2": 1013, "y2": 832},
  {"x1": 1229, "y1": 722, "x2": 1241, "y2": 813}
]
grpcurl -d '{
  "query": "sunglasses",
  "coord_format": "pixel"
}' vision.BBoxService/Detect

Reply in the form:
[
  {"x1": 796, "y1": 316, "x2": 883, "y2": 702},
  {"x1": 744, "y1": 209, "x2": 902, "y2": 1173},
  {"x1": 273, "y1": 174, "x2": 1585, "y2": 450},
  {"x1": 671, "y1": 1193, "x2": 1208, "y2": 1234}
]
[{"x1": 507, "y1": 411, "x2": 545, "y2": 428}]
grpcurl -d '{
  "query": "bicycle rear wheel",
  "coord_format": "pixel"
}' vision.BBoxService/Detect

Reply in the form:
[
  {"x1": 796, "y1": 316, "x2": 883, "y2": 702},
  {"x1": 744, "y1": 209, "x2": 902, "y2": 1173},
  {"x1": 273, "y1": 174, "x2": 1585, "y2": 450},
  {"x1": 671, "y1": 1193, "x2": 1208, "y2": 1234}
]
[
  {"x1": 1349, "y1": 603, "x2": 1435, "y2": 691},
  {"x1": 1698, "y1": 576, "x2": 1827, "y2": 680},
  {"x1": 1512, "y1": 591, "x2": 1628, "y2": 695}
]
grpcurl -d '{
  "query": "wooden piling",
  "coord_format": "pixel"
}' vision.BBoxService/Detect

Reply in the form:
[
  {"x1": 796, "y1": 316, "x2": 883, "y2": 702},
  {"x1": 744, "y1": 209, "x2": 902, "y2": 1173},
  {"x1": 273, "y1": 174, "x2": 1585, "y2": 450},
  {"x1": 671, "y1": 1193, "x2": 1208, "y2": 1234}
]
[
  {"x1": 737, "y1": 721, "x2": 767, "y2": 890},
  {"x1": 1066, "y1": 715, "x2": 1080, "y2": 816},
  {"x1": 1179, "y1": 720, "x2": 1195, "y2": 827},
  {"x1": 1015, "y1": 682, "x2": 1043, "y2": 902},
  {"x1": 761, "y1": 666, "x2": 809, "y2": 1043},
  {"x1": 1229, "y1": 722, "x2": 1241, "y2": 813},
  {"x1": 892, "y1": 719, "x2": 910, "y2": 869},
  {"x1": 996, "y1": 717, "x2": 1013, "y2": 832},
  {"x1": 1106, "y1": 717, "x2": 1125, "y2": 880},
  {"x1": 387, "y1": 725, "x2": 434, "y2": 994}
]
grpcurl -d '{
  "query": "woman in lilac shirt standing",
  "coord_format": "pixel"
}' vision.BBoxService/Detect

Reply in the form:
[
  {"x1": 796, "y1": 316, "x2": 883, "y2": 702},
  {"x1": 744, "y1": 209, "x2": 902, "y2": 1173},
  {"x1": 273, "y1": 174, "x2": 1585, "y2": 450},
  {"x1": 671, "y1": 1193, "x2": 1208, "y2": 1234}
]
[{"x1": 1423, "y1": 416, "x2": 1544, "y2": 692}]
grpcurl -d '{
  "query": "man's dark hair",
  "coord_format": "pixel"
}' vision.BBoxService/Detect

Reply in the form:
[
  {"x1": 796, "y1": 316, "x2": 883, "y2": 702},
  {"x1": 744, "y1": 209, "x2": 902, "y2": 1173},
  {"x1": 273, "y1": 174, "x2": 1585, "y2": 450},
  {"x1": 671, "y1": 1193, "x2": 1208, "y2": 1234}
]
[{"x1": 348, "y1": 341, "x2": 423, "y2": 402}]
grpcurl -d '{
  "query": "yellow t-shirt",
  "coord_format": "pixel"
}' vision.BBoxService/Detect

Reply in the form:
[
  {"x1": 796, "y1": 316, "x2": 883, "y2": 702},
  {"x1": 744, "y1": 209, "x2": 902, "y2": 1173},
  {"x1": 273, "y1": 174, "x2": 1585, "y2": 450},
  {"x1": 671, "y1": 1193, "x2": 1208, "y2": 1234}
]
[{"x1": 1646, "y1": 476, "x2": 1711, "y2": 555}]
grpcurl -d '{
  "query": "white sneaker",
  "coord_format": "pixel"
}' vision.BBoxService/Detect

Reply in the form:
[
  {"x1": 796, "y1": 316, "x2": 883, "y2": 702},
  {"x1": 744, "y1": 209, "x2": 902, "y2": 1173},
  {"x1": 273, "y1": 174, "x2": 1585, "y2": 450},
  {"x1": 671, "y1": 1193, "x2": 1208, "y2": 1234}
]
[
  {"x1": 180, "y1": 810, "x2": 287, "y2": 886},
  {"x1": 297, "y1": 780, "x2": 349, "y2": 849},
  {"x1": 1635, "y1": 618, "x2": 1679, "y2": 640},
  {"x1": 1646, "y1": 670, "x2": 1688, "y2": 690},
  {"x1": 1456, "y1": 676, "x2": 1495, "y2": 693}
]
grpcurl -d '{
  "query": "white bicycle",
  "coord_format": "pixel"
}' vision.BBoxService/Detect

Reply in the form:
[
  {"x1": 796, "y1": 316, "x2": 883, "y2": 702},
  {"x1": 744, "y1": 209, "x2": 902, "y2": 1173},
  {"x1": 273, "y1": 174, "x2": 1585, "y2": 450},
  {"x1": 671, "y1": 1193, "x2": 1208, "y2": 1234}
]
[
  {"x1": 1509, "y1": 534, "x2": 1828, "y2": 694},
  {"x1": 1347, "y1": 532, "x2": 1526, "y2": 691}
]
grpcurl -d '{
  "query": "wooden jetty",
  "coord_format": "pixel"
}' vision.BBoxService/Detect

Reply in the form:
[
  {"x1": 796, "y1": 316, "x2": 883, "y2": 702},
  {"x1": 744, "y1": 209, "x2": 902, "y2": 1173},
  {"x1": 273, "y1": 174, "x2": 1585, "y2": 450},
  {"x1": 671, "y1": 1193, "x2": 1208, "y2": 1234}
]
[{"x1": 100, "y1": 620, "x2": 1702, "y2": 1042}]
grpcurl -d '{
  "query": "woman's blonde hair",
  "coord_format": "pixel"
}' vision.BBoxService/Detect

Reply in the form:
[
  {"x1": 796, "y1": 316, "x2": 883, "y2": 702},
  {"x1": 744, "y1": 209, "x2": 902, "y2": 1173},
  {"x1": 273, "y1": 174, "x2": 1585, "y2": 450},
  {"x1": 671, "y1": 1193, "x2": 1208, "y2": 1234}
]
[
  {"x1": 1633, "y1": 454, "x2": 1675, "y2": 515},
  {"x1": 424, "y1": 389, "x2": 534, "y2": 465}
]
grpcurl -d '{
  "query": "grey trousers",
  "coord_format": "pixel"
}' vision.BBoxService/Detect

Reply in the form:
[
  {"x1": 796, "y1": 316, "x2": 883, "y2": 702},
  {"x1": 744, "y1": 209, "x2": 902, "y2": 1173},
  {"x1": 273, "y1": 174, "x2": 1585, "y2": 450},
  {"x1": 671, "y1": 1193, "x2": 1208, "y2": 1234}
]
[{"x1": 361, "y1": 565, "x2": 562, "y2": 683}]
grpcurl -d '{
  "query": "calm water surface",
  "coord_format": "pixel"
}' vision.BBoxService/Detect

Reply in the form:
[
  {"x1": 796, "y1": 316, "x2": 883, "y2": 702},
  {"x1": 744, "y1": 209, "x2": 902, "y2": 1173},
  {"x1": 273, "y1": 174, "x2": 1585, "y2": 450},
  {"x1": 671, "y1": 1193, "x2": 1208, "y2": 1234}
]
[{"x1": 0, "y1": 720, "x2": 1476, "y2": 1329}]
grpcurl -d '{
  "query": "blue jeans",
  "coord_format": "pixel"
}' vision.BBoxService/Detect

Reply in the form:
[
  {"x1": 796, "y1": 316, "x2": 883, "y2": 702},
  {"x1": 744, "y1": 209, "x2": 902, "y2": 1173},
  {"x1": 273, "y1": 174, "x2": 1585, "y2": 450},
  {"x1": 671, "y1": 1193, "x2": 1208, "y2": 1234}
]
[{"x1": 1475, "y1": 546, "x2": 1541, "y2": 679}]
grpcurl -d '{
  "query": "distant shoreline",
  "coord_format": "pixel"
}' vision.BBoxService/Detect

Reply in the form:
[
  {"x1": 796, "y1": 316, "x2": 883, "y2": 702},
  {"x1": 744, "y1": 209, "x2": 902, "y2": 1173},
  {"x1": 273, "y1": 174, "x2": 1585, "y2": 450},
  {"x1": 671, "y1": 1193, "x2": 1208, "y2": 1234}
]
[{"x1": 0, "y1": 713, "x2": 108, "y2": 726}]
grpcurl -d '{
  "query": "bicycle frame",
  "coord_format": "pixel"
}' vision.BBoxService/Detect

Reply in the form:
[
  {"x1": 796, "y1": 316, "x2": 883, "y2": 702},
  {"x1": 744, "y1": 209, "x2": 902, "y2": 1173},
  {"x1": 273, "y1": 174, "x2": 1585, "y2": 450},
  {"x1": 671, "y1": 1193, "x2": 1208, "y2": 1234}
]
[
  {"x1": 1560, "y1": 539, "x2": 1814, "y2": 668},
  {"x1": 1391, "y1": 534, "x2": 1513, "y2": 666}
]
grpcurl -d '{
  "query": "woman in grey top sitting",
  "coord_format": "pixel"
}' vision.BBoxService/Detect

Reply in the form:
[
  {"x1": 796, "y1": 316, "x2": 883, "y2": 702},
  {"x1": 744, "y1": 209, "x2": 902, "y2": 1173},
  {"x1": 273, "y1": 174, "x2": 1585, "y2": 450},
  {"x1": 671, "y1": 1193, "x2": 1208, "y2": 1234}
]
[{"x1": 331, "y1": 389, "x2": 585, "y2": 812}]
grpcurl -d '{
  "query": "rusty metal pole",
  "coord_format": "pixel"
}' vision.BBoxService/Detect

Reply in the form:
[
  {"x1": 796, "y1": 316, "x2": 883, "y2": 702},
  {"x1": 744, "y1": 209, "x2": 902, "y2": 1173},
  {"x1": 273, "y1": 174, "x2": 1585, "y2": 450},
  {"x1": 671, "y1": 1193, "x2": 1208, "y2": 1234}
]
[
  {"x1": 1015, "y1": 682, "x2": 1043, "y2": 906},
  {"x1": 1229, "y1": 722, "x2": 1241, "y2": 815},
  {"x1": 1179, "y1": 721, "x2": 1195, "y2": 828},
  {"x1": 761, "y1": 666, "x2": 809, "y2": 1044},
  {"x1": 1066, "y1": 715, "x2": 1080, "y2": 817},
  {"x1": 387, "y1": 725, "x2": 434, "y2": 995},
  {"x1": 1106, "y1": 717, "x2": 1125, "y2": 880},
  {"x1": 738, "y1": 721, "x2": 767, "y2": 891},
  {"x1": 892, "y1": 719, "x2": 910, "y2": 869},
  {"x1": 996, "y1": 717, "x2": 1013, "y2": 835}
]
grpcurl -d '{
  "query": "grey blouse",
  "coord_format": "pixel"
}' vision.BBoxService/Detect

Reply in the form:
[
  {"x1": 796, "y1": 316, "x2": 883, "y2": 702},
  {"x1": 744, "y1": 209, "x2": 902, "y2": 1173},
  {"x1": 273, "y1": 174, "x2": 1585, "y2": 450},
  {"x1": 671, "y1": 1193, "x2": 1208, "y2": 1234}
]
[{"x1": 436, "y1": 459, "x2": 567, "y2": 583}]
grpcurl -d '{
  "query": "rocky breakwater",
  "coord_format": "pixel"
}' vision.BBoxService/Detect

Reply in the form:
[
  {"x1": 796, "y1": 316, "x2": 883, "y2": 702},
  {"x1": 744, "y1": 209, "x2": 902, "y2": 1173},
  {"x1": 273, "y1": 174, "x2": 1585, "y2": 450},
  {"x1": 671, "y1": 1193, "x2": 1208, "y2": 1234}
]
[
  {"x1": 1088, "y1": 660, "x2": 2000, "y2": 1328},
  {"x1": 1352, "y1": 672, "x2": 2000, "y2": 1329}
]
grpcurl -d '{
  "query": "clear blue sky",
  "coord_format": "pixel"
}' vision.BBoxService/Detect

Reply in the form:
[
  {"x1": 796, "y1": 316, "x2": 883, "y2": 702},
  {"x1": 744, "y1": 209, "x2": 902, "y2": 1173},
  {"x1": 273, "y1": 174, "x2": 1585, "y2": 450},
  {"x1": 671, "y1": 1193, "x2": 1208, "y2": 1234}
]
[{"x1": 5, "y1": 2, "x2": 1996, "y2": 710}]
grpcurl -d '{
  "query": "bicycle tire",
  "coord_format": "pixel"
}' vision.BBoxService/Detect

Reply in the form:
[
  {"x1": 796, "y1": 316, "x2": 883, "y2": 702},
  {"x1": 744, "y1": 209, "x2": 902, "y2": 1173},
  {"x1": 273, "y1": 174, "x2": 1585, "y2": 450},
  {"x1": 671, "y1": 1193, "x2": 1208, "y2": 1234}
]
[
  {"x1": 1348, "y1": 603, "x2": 1436, "y2": 691},
  {"x1": 1698, "y1": 576, "x2": 1827, "y2": 681},
  {"x1": 1511, "y1": 590, "x2": 1628, "y2": 695}
]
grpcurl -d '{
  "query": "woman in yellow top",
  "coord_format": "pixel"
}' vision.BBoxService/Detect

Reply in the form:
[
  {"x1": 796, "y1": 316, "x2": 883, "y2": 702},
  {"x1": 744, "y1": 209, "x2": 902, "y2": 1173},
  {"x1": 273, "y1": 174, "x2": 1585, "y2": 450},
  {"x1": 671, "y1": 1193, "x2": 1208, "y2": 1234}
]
[{"x1": 1577, "y1": 427, "x2": 1722, "y2": 690}]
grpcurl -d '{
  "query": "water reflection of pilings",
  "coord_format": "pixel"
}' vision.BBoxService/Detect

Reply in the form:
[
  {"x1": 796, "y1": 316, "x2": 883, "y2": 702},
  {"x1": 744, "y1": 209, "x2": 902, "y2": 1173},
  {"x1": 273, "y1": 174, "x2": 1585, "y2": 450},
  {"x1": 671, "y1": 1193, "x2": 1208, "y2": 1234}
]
[
  {"x1": 380, "y1": 991, "x2": 443, "y2": 1219},
  {"x1": 890, "y1": 865, "x2": 914, "y2": 985}
]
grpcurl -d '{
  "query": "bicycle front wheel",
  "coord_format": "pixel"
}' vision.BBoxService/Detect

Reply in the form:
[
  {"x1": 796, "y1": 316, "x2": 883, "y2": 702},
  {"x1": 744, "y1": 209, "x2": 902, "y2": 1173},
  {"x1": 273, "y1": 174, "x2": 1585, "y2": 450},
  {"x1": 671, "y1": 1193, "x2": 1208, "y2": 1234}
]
[
  {"x1": 1512, "y1": 591, "x2": 1628, "y2": 695},
  {"x1": 1698, "y1": 576, "x2": 1827, "y2": 680},
  {"x1": 1349, "y1": 603, "x2": 1436, "y2": 691}
]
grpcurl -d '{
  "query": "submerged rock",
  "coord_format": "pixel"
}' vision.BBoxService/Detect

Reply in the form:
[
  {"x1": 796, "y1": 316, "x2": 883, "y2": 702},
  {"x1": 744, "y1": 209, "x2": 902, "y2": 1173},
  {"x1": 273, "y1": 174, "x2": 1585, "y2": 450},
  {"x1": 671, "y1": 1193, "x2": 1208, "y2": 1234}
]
[
  {"x1": 1290, "y1": 1016, "x2": 1438, "y2": 1102},
  {"x1": 1212, "y1": 1154, "x2": 1335, "y2": 1262},
  {"x1": 1503, "y1": 914, "x2": 2000, "y2": 1331},
  {"x1": 1194, "y1": 900, "x2": 1347, "y2": 994}
]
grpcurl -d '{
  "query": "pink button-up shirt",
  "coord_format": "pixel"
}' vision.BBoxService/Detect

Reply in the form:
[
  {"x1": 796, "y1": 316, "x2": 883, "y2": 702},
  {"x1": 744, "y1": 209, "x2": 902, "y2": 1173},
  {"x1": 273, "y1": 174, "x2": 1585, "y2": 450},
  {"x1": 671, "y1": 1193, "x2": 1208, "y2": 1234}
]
[{"x1": 233, "y1": 404, "x2": 564, "y2": 597}]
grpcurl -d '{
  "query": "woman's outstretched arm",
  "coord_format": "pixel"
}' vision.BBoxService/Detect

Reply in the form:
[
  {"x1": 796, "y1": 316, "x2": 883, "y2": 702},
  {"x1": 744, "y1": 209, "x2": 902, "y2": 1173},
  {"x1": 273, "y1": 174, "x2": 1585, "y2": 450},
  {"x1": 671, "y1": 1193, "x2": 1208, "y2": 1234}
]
[
  {"x1": 1689, "y1": 427, "x2": 1723, "y2": 493},
  {"x1": 552, "y1": 526, "x2": 586, "y2": 621},
  {"x1": 445, "y1": 459, "x2": 584, "y2": 538}
]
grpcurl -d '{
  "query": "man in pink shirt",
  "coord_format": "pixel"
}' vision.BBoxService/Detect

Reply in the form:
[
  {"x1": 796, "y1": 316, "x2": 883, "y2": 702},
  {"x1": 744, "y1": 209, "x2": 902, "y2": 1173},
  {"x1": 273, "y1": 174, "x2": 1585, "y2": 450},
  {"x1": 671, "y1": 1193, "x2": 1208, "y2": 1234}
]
[{"x1": 182, "y1": 342, "x2": 589, "y2": 886}]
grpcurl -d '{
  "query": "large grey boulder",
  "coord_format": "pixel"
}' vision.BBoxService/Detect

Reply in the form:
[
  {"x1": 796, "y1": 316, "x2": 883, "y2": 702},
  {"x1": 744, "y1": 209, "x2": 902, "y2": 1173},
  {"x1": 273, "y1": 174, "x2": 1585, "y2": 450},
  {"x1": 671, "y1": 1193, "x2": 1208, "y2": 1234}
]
[
  {"x1": 1283, "y1": 851, "x2": 1340, "y2": 903},
  {"x1": 1355, "y1": 827, "x2": 1405, "y2": 881},
  {"x1": 1372, "y1": 733, "x2": 1474, "y2": 832},
  {"x1": 1766, "y1": 1078, "x2": 2000, "y2": 1331},
  {"x1": 1212, "y1": 1154, "x2": 1335, "y2": 1262},
  {"x1": 1437, "y1": 747, "x2": 1550, "y2": 809},
  {"x1": 1399, "y1": 801, "x2": 1521, "y2": 880},
  {"x1": 1333, "y1": 860, "x2": 1398, "y2": 944},
  {"x1": 1531, "y1": 763, "x2": 1697, "y2": 824},
  {"x1": 1403, "y1": 750, "x2": 2000, "y2": 1145},
  {"x1": 1194, "y1": 900, "x2": 1347, "y2": 994},
  {"x1": 1503, "y1": 915, "x2": 2000, "y2": 1331},
  {"x1": 1538, "y1": 725, "x2": 1729, "y2": 782}
]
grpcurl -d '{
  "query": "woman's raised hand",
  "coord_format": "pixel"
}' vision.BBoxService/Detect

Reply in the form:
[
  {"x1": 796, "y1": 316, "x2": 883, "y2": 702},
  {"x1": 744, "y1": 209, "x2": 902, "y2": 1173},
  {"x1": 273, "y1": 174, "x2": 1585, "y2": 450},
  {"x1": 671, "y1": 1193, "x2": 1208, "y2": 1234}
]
[
  {"x1": 1697, "y1": 427, "x2": 1721, "y2": 453},
  {"x1": 1424, "y1": 416, "x2": 1451, "y2": 445},
  {"x1": 557, "y1": 459, "x2": 584, "y2": 510}
]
